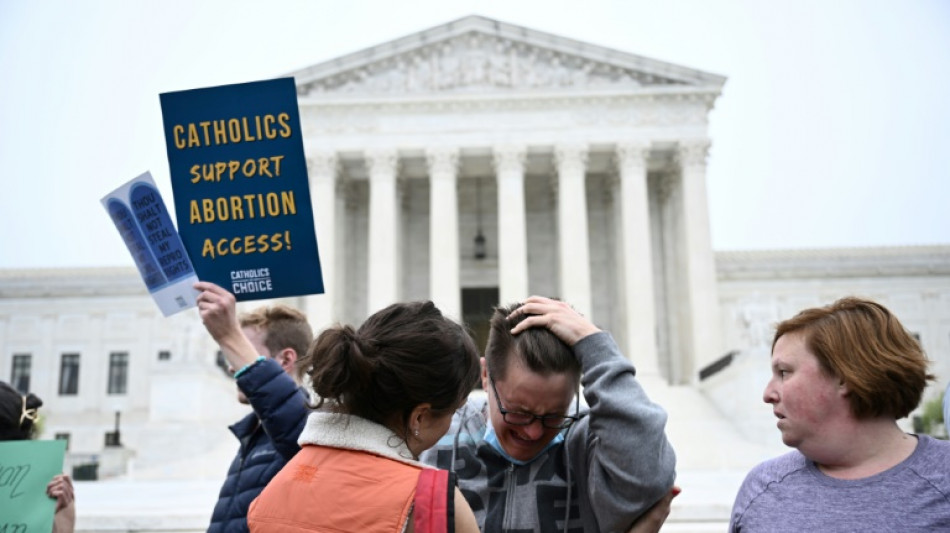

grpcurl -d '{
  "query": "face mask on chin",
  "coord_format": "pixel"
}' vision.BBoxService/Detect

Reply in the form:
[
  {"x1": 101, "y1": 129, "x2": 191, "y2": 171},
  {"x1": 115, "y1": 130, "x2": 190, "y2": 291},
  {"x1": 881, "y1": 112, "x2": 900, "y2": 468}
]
[{"x1": 483, "y1": 424, "x2": 565, "y2": 466}]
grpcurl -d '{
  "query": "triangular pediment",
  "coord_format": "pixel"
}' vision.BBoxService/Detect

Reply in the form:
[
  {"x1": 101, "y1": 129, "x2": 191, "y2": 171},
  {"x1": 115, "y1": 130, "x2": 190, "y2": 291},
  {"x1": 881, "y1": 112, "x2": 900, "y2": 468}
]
[{"x1": 290, "y1": 15, "x2": 726, "y2": 97}]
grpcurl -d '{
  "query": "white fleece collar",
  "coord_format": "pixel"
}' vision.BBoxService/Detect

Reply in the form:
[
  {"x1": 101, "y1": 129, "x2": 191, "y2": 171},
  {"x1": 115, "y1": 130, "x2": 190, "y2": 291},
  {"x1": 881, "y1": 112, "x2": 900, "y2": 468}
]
[{"x1": 298, "y1": 411, "x2": 424, "y2": 466}]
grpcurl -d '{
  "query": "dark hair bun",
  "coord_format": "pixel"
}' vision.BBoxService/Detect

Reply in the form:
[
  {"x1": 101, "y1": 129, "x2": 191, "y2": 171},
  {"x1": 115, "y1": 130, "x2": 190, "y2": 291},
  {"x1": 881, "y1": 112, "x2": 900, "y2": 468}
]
[
  {"x1": 0, "y1": 381, "x2": 43, "y2": 441},
  {"x1": 302, "y1": 301, "x2": 480, "y2": 429}
]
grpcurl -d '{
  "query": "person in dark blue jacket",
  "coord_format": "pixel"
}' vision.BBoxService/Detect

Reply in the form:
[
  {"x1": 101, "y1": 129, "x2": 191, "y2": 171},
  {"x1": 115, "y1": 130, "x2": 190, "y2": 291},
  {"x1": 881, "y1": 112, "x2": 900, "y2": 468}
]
[{"x1": 196, "y1": 281, "x2": 313, "y2": 533}]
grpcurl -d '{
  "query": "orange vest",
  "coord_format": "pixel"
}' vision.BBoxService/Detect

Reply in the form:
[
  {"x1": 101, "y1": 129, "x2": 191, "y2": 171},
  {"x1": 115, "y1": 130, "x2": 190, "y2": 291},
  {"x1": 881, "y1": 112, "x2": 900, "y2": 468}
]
[{"x1": 248, "y1": 444, "x2": 424, "y2": 533}]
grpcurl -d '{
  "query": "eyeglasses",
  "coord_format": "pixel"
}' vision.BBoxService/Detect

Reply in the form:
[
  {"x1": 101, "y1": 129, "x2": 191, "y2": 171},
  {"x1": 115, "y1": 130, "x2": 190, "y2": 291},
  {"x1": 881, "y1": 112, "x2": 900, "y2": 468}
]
[{"x1": 488, "y1": 373, "x2": 579, "y2": 429}]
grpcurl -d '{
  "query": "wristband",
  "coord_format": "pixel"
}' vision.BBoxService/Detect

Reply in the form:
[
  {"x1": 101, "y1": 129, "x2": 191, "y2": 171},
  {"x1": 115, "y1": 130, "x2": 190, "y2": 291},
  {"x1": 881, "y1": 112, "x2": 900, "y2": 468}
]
[{"x1": 233, "y1": 356, "x2": 266, "y2": 379}]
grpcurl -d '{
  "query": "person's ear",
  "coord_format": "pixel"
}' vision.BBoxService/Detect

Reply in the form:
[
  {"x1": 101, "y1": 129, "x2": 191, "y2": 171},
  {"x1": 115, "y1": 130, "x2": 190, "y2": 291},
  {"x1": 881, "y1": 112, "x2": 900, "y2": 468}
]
[
  {"x1": 480, "y1": 357, "x2": 488, "y2": 390},
  {"x1": 409, "y1": 403, "x2": 433, "y2": 436},
  {"x1": 276, "y1": 348, "x2": 298, "y2": 374},
  {"x1": 838, "y1": 379, "x2": 850, "y2": 397}
]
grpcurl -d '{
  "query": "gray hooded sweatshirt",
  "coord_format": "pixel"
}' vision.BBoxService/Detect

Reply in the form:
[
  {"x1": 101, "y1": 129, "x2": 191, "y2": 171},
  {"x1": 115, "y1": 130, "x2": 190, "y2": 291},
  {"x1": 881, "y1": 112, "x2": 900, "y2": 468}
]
[{"x1": 420, "y1": 332, "x2": 676, "y2": 533}]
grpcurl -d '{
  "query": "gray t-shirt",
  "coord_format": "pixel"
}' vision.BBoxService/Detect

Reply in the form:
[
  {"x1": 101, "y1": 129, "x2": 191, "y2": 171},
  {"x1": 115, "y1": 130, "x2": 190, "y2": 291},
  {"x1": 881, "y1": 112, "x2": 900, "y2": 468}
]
[{"x1": 730, "y1": 434, "x2": 950, "y2": 532}]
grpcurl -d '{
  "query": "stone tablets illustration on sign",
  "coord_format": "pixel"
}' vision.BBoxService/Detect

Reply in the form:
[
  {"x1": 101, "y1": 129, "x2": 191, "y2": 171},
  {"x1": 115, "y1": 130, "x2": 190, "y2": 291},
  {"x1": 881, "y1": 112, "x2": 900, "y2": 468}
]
[{"x1": 101, "y1": 171, "x2": 200, "y2": 316}]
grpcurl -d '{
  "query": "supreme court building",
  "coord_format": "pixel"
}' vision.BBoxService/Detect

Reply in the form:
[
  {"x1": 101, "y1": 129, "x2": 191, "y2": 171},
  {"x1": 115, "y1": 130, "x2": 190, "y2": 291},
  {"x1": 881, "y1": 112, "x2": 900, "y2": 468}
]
[
  {"x1": 2, "y1": 16, "x2": 949, "y2": 531},
  {"x1": 294, "y1": 15, "x2": 727, "y2": 386}
]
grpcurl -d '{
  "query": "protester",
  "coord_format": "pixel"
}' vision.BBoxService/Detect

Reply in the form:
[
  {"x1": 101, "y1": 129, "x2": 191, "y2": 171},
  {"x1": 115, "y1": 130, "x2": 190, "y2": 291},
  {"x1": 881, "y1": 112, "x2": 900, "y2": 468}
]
[
  {"x1": 196, "y1": 281, "x2": 312, "y2": 533},
  {"x1": 0, "y1": 380, "x2": 75, "y2": 533},
  {"x1": 420, "y1": 296, "x2": 677, "y2": 533},
  {"x1": 730, "y1": 297, "x2": 950, "y2": 531},
  {"x1": 246, "y1": 300, "x2": 482, "y2": 532}
]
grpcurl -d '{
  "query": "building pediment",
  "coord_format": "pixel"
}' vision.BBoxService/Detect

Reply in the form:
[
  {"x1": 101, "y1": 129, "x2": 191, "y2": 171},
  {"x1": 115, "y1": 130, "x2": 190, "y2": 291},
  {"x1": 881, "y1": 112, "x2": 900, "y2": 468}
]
[{"x1": 290, "y1": 15, "x2": 726, "y2": 98}]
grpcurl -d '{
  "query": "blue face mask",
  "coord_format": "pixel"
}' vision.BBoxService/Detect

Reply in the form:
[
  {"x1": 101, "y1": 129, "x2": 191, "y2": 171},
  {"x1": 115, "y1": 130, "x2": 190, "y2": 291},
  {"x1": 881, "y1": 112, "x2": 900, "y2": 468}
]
[{"x1": 484, "y1": 424, "x2": 565, "y2": 466}]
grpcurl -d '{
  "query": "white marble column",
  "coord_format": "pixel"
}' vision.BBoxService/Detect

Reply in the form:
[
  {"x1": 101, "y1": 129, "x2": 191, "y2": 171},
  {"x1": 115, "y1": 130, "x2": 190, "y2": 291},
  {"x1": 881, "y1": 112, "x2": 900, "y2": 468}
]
[
  {"x1": 616, "y1": 142, "x2": 659, "y2": 376},
  {"x1": 677, "y1": 139, "x2": 723, "y2": 379},
  {"x1": 366, "y1": 149, "x2": 400, "y2": 314},
  {"x1": 304, "y1": 151, "x2": 338, "y2": 331},
  {"x1": 426, "y1": 148, "x2": 461, "y2": 320},
  {"x1": 492, "y1": 145, "x2": 529, "y2": 304},
  {"x1": 554, "y1": 144, "x2": 592, "y2": 319}
]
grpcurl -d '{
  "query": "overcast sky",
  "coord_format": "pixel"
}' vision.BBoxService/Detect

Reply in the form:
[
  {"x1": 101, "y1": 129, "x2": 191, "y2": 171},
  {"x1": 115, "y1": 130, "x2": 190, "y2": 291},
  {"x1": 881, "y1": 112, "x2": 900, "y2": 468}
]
[{"x1": 1, "y1": 0, "x2": 948, "y2": 269}]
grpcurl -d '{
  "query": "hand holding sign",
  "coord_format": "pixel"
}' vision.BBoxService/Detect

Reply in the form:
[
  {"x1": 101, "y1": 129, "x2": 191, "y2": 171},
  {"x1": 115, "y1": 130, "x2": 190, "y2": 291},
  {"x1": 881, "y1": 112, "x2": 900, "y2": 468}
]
[
  {"x1": 46, "y1": 474, "x2": 74, "y2": 513},
  {"x1": 194, "y1": 281, "x2": 266, "y2": 374}
]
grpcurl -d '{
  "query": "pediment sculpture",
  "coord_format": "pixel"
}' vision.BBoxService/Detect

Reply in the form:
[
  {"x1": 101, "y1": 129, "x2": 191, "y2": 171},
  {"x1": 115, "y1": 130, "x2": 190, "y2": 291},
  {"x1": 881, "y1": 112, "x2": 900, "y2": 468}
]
[{"x1": 297, "y1": 33, "x2": 685, "y2": 97}]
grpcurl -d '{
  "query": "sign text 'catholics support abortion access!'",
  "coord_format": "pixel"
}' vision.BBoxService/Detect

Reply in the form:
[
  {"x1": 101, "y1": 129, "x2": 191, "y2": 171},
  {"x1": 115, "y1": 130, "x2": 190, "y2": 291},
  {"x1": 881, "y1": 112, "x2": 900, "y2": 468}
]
[{"x1": 160, "y1": 77, "x2": 324, "y2": 301}]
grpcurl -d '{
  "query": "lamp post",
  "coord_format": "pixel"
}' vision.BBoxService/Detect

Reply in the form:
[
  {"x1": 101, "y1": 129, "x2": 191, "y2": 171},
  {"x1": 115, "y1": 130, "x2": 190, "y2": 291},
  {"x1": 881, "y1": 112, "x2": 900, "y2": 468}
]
[{"x1": 474, "y1": 177, "x2": 486, "y2": 259}]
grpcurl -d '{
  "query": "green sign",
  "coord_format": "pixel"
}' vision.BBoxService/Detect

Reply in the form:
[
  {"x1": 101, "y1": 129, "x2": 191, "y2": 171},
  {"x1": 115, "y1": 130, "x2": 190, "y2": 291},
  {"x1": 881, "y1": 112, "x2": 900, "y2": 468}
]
[{"x1": 0, "y1": 440, "x2": 66, "y2": 532}]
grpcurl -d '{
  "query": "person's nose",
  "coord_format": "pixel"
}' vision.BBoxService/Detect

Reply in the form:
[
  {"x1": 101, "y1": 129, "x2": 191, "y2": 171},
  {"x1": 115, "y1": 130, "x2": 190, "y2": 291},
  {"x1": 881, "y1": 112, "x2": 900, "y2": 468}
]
[
  {"x1": 763, "y1": 378, "x2": 779, "y2": 404},
  {"x1": 522, "y1": 419, "x2": 546, "y2": 440}
]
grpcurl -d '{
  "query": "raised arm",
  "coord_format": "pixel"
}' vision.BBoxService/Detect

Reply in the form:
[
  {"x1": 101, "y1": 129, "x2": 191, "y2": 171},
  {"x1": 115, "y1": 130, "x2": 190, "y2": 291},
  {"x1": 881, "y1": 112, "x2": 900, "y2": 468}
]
[
  {"x1": 195, "y1": 281, "x2": 259, "y2": 370},
  {"x1": 195, "y1": 281, "x2": 308, "y2": 459}
]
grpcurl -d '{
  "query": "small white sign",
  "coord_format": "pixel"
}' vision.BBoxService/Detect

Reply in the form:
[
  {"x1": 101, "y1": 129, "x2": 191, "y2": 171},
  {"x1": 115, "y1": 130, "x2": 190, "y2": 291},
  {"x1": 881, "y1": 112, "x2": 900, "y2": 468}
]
[{"x1": 101, "y1": 171, "x2": 199, "y2": 316}]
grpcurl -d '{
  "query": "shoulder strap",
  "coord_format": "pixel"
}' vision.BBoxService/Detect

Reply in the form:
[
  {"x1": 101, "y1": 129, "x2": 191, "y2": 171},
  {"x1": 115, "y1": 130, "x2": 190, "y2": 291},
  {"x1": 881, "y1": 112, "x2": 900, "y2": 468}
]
[{"x1": 413, "y1": 469, "x2": 455, "y2": 533}]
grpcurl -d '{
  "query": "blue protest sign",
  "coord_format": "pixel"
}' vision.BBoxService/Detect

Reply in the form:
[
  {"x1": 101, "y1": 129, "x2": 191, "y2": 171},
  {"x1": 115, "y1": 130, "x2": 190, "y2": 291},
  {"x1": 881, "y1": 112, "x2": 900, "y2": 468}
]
[{"x1": 160, "y1": 77, "x2": 324, "y2": 300}]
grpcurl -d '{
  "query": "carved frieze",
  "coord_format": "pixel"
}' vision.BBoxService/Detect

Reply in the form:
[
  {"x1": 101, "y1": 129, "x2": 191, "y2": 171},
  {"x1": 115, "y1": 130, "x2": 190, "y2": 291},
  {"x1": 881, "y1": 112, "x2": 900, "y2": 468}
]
[
  {"x1": 298, "y1": 33, "x2": 685, "y2": 97},
  {"x1": 732, "y1": 297, "x2": 780, "y2": 350}
]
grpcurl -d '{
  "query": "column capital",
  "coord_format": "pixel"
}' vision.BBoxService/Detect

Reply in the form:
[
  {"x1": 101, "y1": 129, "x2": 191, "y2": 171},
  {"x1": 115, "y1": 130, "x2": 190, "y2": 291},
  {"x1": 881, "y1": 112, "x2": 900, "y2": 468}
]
[
  {"x1": 425, "y1": 147, "x2": 460, "y2": 177},
  {"x1": 365, "y1": 148, "x2": 400, "y2": 178},
  {"x1": 615, "y1": 141, "x2": 651, "y2": 173},
  {"x1": 306, "y1": 150, "x2": 339, "y2": 177},
  {"x1": 676, "y1": 139, "x2": 711, "y2": 169},
  {"x1": 492, "y1": 144, "x2": 527, "y2": 175},
  {"x1": 554, "y1": 144, "x2": 589, "y2": 175}
]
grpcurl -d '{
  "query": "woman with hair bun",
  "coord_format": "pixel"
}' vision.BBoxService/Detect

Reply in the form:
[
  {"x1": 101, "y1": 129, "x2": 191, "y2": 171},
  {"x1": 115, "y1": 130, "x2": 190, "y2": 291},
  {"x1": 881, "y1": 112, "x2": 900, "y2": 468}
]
[
  {"x1": 209, "y1": 299, "x2": 482, "y2": 533},
  {"x1": 0, "y1": 381, "x2": 75, "y2": 533}
]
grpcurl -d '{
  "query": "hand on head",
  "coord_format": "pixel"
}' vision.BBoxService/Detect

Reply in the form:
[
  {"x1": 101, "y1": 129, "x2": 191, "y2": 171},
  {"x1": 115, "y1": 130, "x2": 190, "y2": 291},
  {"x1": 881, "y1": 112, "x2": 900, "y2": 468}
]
[
  {"x1": 508, "y1": 296, "x2": 600, "y2": 346},
  {"x1": 46, "y1": 474, "x2": 74, "y2": 512}
]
